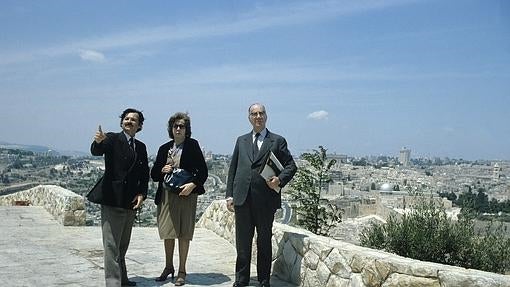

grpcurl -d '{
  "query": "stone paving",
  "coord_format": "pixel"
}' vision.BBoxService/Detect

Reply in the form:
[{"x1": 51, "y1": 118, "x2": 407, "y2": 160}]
[{"x1": 0, "y1": 206, "x2": 295, "y2": 287}]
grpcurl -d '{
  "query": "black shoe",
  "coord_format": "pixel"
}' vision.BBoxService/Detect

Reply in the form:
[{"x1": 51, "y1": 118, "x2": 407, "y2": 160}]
[
  {"x1": 155, "y1": 266, "x2": 175, "y2": 281},
  {"x1": 233, "y1": 282, "x2": 248, "y2": 287},
  {"x1": 121, "y1": 280, "x2": 137, "y2": 286},
  {"x1": 259, "y1": 279, "x2": 270, "y2": 287}
]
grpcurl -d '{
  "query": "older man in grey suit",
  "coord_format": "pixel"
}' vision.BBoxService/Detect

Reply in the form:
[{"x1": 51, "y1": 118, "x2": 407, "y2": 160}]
[{"x1": 226, "y1": 103, "x2": 297, "y2": 287}]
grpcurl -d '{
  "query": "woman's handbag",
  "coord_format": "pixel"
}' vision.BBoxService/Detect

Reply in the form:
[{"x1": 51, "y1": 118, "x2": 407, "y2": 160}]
[{"x1": 163, "y1": 168, "x2": 194, "y2": 193}]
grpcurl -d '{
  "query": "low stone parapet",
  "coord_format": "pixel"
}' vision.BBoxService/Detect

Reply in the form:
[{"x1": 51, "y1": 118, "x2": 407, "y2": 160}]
[
  {"x1": 198, "y1": 200, "x2": 510, "y2": 287},
  {"x1": 0, "y1": 185, "x2": 85, "y2": 226}
]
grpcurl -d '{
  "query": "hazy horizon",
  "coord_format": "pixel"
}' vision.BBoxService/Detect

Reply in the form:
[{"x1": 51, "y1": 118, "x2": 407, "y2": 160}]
[
  {"x1": 2, "y1": 1, "x2": 509, "y2": 160},
  {"x1": 0, "y1": 139, "x2": 506, "y2": 162}
]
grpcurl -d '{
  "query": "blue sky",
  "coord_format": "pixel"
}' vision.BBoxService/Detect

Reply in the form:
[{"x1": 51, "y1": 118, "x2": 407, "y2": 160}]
[{"x1": 1, "y1": 0, "x2": 509, "y2": 160}]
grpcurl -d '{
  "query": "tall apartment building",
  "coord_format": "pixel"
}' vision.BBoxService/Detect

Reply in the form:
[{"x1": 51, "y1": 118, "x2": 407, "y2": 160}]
[
  {"x1": 399, "y1": 147, "x2": 411, "y2": 167},
  {"x1": 493, "y1": 162, "x2": 502, "y2": 181}
]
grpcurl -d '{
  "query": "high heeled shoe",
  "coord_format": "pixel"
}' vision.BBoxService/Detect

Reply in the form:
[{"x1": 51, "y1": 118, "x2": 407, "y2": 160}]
[
  {"x1": 155, "y1": 266, "x2": 175, "y2": 282},
  {"x1": 174, "y1": 271, "x2": 186, "y2": 286}
]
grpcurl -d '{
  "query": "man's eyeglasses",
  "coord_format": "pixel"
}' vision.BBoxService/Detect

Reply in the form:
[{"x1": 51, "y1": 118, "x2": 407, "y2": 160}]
[
  {"x1": 250, "y1": 111, "x2": 265, "y2": 117},
  {"x1": 173, "y1": 124, "x2": 186, "y2": 129}
]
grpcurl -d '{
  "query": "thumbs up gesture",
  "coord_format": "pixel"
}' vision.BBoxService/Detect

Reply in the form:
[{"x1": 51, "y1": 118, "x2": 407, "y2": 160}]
[{"x1": 94, "y1": 125, "x2": 107, "y2": 143}]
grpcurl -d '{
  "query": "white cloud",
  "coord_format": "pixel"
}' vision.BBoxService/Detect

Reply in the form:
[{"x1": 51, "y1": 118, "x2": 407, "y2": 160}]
[
  {"x1": 78, "y1": 0, "x2": 413, "y2": 51},
  {"x1": 0, "y1": 0, "x2": 414, "y2": 65},
  {"x1": 79, "y1": 50, "x2": 105, "y2": 63},
  {"x1": 307, "y1": 110, "x2": 329, "y2": 120}
]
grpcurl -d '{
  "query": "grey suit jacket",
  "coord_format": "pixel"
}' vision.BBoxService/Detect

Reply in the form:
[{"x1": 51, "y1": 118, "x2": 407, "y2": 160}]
[{"x1": 226, "y1": 130, "x2": 297, "y2": 210}]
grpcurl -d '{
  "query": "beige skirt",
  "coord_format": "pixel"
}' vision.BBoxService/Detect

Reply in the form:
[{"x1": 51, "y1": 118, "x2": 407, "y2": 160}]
[{"x1": 157, "y1": 189, "x2": 198, "y2": 240}]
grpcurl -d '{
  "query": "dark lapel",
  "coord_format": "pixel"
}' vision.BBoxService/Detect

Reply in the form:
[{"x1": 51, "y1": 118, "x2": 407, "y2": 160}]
[
  {"x1": 167, "y1": 140, "x2": 175, "y2": 154},
  {"x1": 242, "y1": 133, "x2": 255, "y2": 162},
  {"x1": 254, "y1": 130, "x2": 274, "y2": 163},
  {"x1": 118, "y1": 132, "x2": 136, "y2": 163}
]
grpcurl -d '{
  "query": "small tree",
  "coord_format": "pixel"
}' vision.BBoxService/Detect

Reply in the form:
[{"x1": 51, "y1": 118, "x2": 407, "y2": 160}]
[{"x1": 289, "y1": 146, "x2": 341, "y2": 236}]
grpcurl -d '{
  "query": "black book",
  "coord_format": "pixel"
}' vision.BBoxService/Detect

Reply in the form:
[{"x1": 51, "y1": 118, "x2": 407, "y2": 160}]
[{"x1": 259, "y1": 151, "x2": 284, "y2": 192}]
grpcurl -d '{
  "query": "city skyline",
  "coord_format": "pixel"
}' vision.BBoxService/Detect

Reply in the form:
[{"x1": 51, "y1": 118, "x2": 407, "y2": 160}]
[{"x1": 1, "y1": 1, "x2": 509, "y2": 160}]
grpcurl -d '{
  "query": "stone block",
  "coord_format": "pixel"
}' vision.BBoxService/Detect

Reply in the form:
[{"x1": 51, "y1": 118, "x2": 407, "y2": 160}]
[
  {"x1": 323, "y1": 248, "x2": 351, "y2": 278},
  {"x1": 326, "y1": 274, "x2": 350, "y2": 287},
  {"x1": 382, "y1": 273, "x2": 440, "y2": 287},
  {"x1": 303, "y1": 248, "x2": 320, "y2": 270}
]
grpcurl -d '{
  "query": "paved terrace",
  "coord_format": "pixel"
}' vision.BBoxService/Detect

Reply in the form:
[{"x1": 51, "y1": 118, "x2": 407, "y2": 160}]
[{"x1": 0, "y1": 206, "x2": 295, "y2": 287}]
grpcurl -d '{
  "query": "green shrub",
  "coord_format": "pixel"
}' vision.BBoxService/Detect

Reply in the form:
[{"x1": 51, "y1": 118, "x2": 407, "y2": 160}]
[{"x1": 360, "y1": 199, "x2": 510, "y2": 274}]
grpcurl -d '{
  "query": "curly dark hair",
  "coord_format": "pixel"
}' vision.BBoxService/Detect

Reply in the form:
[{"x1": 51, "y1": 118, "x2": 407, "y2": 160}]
[
  {"x1": 167, "y1": 112, "x2": 191, "y2": 139},
  {"x1": 119, "y1": 108, "x2": 145, "y2": 132}
]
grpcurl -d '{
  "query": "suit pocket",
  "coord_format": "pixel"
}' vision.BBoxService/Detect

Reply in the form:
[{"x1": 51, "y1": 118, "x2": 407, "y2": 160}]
[{"x1": 109, "y1": 180, "x2": 126, "y2": 207}]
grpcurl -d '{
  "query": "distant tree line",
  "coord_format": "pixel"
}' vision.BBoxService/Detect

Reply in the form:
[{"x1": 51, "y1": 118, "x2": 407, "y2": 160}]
[
  {"x1": 0, "y1": 148, "x2": 34, "y2": 156},
  {"x1": 439, "y1": 188, "x2": 510, "y2": 220}
]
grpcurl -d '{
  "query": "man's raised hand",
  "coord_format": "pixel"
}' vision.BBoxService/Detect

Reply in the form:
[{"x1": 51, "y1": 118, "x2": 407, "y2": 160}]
[{"x1": 94, "y1": 125, "x2": 107, "y2": 143}]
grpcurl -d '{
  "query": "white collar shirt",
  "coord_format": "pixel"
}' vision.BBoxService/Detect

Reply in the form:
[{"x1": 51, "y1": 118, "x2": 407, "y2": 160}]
[{"x1": 252, "y1": 128, "x2": 267, "y2": 150}]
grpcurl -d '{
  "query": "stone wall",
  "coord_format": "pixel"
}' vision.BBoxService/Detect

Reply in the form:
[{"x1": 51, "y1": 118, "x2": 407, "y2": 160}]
[
  {"x1": 197, "y1": 200, "x2": 510, "y2": 287},
  {"x1": 0, "y1": 185, "x2": 85, "y2": 226},
  {"x1": 0, "y1": 182, "x2": 40, "y2": 195}
]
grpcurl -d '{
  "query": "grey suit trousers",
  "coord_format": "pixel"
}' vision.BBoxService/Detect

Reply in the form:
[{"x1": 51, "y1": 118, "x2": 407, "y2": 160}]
[{"x1": 101, "y1": 205, "x2": 136, "y2": 287}]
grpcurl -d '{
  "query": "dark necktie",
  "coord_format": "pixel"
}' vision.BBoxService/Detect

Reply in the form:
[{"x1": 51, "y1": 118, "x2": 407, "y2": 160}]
[
  {"x1": 253, "y1": 132, "x2": 260, "y2": 157},
  {"x1": 129, "y1": 138, "x2": 135, "y2": 151}
]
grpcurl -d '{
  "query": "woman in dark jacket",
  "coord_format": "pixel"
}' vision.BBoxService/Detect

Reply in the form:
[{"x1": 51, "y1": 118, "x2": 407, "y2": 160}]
[{"x1": 151, "y1": 112, "x2": 208, "y2": 286}]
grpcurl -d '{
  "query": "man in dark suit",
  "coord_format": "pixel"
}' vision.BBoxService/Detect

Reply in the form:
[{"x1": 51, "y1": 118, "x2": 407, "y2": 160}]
[
  {"x1": 226, "y1": 103, "x2": 297, "y2": 287},
  {"x1": 90, "y1": 108, "x2": 149, "y2": 287}
]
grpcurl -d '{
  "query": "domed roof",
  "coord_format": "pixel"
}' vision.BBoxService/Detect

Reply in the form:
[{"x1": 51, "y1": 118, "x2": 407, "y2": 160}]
[{"x1": 380, "y1": 183, "x2": 393, "y2": 191}]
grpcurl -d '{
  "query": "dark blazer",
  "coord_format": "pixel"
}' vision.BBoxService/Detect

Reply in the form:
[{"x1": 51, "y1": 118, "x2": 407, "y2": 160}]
[
  {"x1": 90, "y1": 132, "x2": 149, "y2": 209},
  {"x1": 226, "y1": 130, "x2": 297, "y2": 211},
  {"x1": 151, "y1": 137, "x2": 208, "y2": 205}
]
